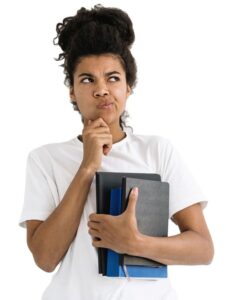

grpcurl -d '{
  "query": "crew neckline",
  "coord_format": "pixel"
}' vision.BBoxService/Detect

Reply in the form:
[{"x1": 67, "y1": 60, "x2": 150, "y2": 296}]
[{"x1": 73, "y1": 131, "x2": 131, "y2": 149}]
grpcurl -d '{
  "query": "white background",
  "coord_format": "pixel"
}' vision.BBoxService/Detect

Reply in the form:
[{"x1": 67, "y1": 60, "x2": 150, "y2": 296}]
[{"x1": 0, "y1": 0, "x2": 225, "y2": 299}]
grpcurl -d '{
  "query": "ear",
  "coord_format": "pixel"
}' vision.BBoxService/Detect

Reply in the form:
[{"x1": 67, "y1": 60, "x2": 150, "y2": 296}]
[
  {"x1": 126, "y1": 85, "x2": 132, "y2": 98},
  {"x1": 69, "y1": 87, "x2": 76, "y2": 102}
]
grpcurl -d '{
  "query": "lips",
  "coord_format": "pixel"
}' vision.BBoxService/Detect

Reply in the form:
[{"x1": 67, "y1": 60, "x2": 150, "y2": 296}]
[{"x1": 97, "y1": 102, "x2": 113, "y2": 109}]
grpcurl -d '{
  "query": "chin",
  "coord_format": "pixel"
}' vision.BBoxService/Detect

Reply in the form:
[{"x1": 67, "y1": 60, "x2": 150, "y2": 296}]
[
  {"x1": 94, "y1": 113, "x2": 113, "y2": 123},
  {"x1": 86, "y1": 111, "x2": 119, "y2": 126},
  {"x1": 100, "y1": 115, "x2": 117, "y2": 126}
]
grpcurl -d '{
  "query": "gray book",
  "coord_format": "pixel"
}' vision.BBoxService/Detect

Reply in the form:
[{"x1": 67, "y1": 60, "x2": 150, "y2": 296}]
[{"x1": 121, "y1": 177, "x2": 169, "y2": 267}]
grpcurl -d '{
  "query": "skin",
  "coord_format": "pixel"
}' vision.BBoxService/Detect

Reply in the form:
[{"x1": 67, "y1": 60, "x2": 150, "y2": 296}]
[{"x1": 26, "y1": 54, "x2": 214, "y2": 272}]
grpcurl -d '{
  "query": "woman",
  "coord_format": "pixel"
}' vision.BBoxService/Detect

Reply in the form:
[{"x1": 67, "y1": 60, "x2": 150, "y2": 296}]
[{"x1": 19, "y1": 5, "x2": 214, "y2": 300}]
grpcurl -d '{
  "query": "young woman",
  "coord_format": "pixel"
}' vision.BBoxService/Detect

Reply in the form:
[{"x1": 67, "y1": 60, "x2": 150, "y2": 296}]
[{"x1": 19, "y1": 5, "x2": 214, "y2": 300}]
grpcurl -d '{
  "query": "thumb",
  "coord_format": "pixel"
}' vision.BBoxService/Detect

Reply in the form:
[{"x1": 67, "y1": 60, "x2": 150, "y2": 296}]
[{"x1": 126, "y1": 187, "x2": 139, "y2": 214}]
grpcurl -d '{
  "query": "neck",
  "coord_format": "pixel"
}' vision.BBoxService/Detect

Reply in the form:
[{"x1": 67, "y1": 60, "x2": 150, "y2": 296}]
[
  {"x1": 99, "y1": 122, "x2": 126, "y2": 143},
  {"x1": 111, "y1": 128, "x2": 126, "y2": 143}
]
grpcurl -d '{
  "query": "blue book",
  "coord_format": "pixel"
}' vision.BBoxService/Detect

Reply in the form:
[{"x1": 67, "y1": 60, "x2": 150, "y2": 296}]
[
  {"x1": 106, "y1": 188, "x2": 123, "y2": 276},
  {"x1": 106, "y1": 185, "x2": 168, "y2": 278}
]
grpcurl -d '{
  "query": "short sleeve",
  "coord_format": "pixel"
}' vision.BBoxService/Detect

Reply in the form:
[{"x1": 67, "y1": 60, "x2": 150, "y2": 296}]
[
  {"x1": 158, "y1": 139, "x2": 207, "y2": 219},
  {"x1": 19, "y1": 152, "x2": 57, "y2": 228}
]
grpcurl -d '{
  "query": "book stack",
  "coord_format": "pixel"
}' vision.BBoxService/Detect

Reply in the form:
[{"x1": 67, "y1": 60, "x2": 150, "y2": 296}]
[{"x1": 95, "y1": 172, "x2": 169, "y2": 278}]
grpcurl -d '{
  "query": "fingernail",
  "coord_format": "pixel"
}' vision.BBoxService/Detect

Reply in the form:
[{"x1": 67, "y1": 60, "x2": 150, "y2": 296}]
[{"x1": 132, "y1": 187, "x2": 138, "y2": 196}]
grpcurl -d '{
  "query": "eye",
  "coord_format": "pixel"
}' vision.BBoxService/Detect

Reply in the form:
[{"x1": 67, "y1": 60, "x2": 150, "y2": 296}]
[
  {"x1": 109, "y1": 76, "x2": 120, "y2": 82},
  {"x1": 80, "y1": 77, "x2": 94, "y2": 83}
]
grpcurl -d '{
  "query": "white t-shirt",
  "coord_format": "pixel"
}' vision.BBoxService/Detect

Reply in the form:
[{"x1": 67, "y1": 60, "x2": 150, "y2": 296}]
[{"x1": 19, "y1": 132, "x2": 207, "y2": 300}]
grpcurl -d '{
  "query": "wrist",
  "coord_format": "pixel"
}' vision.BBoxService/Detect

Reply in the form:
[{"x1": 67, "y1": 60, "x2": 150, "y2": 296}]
[
  {"x1": 128, "y1": 232, "x2": 152, "y2": 257},
  {"x1": 77, "y1": 164, "x2": 96, "y2": 180}
]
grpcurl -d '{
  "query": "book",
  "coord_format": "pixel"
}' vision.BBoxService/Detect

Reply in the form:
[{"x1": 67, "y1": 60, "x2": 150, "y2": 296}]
[
  {"x1": 106, "y1": 179, "x2": 169, "y2": 278},
  {"x1": 121, "y1": 177, "x2": 169, "y2": 277},
  {"x1": 95, "y1": 172, "x2": 161, "y2": 275}
]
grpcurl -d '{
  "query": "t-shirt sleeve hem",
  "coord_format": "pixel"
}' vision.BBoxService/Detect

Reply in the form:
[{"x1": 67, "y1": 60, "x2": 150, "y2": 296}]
[
  {"x1": 169, "y1": 198, "x2": 208, "y2": 220},
  {"x1": 19, "y1": 211, "x2": 50, "y2": 228}
]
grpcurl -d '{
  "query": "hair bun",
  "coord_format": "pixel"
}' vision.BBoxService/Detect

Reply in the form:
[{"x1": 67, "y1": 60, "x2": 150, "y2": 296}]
[
  {"x1": 55, "y1": 5, "x2": 135, "y2": 52},
  {"x1": 89, "y1": 5, "x2": 135, "y2": 47}
]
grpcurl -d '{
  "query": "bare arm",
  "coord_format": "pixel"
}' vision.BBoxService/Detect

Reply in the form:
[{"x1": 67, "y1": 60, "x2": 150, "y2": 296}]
[
  {"x1": 88, "y1": 189, "x2": 214, "y2": 265},
  {"x1": 27, "y1": 118, "x2": 113, "y2": 272},
  {"x1": 132, "y1": 203, "x2": 214, "y2": 265}
]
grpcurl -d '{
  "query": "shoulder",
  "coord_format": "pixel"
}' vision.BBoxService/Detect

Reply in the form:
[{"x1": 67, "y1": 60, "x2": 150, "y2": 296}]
[
  {"x1": 129, "y1": 133, "x2": 174, "y2": 153},
  {"x1": 27, "y1": 138, "x2": 76, "y2": 166},
  {"x1": 126, "y1": 133, "x2": 176, "y2": 169}
]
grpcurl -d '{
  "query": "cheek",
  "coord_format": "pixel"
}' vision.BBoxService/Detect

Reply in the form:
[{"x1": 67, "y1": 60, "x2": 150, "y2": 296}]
[
  {"x1": 115, "y1": 89, "x2": 128, "y2": 108},
  {"x1": 73, "y1": 90, "x2": 91, "y2": 108},
  {"x1": 77, "y1": 101, "x2": 93, "y2": 115},
  {"x1": 74, "y1": 94, "x2": 96, "y2": 118}
]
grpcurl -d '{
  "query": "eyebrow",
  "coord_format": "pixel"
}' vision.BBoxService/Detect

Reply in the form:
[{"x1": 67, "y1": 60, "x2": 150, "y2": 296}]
[{"x1": 78, "y1": 71, "x2": 121, "y2": 78}]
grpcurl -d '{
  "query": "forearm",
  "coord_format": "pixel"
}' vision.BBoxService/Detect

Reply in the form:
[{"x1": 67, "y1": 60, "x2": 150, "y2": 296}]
[
  {"x1": 30, "y1": 166, "x2": 95, "y2": 271},
  {"x1": 130, "y1": 230, "x2": 214, "y2": 266}
]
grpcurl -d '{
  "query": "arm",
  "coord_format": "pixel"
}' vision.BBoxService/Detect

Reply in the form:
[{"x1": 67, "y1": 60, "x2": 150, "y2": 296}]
[
  {"x1": 88, "y1": 189, "x2": 214, "y2": 265},
  {"x1": 132, "y1": 203, "x2": 214, "y2": 265},
  {"x1": 27, "y1": 118, "x2": 112, "y2": 272},
  {"x1": 27, "y1": 166, "x2": 95, "y2": 273}
]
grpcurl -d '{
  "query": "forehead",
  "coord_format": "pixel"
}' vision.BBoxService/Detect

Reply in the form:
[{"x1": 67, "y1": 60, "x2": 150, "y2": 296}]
[{"x1": 75, "y1": 54, "x2": 125, "y2": 75}]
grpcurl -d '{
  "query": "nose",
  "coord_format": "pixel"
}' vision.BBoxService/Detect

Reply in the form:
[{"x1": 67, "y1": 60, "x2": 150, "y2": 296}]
[{"x1": 93, "y1": 81, "x2": 109, "y2": 97}]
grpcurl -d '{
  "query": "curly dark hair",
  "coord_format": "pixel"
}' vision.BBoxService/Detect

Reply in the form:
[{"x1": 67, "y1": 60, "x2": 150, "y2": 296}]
[{"x1": 53, "y1": 4, "x2": 137, "y2": 129}]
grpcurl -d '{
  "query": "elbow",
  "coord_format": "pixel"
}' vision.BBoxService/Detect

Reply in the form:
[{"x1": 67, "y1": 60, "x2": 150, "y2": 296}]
[
  {"x1": 202, "y1": 239, "x2": 214, "y2": 265},
  {"x1": 34, "y1": 254, "x2": 58, "y2": 273},
  {"x1": 29, "y1": 244, "x2": 58, "y2": 272},
  {"x1": 205, "y1": 248, "x2": 214, "y2": 265},
  {"x1": 28, "y1": 241, "x2": 59, "y2": 273},
  {"x1": 38, "y1": 264, "x2": 56, "y2": 273}
]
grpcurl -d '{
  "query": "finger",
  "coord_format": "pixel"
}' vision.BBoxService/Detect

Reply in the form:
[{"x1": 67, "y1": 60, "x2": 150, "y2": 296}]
[
  {"x1": 101, "y1": 137, "x2": 113, "y2": 152},
  {"x1": 126, "y1": 187, "x2": 139, "y2": 214},
  {"x1": 89, "y1": 213, "x2": 98, "y2": 221},
  {"x1": 89, "y1": 134, "x2": 112, "y2": 154},
  {"x1": 84, "y1": 119, "x2": 92, "y2": 127},
  {"x1": 89, "y1": 213, "x2": 107, "y2": 222},
  {"x1": 82, "y1": 133, "x2": 113, "y2": 154},
  {"x1": 92, "y1": 238, "x2": 106, "y2": 248},
  {"x1": 88, "y1": 228, "x2": 100, "y2": 237},
  {"x1": 103, "y1": 144, "x2": 112, "y2": 156},
  {"x1": 101, "y1": 136, "x2": 113, "y2": 151},
  {"x1": 87, "y1": 220, "x2": 100, "y2": 230},
  {"x1": 83, "y1": 126, "x2": 111, "y2": 135},
  {"x1": 83, "y1": 118, "x2": 110, "y2": 131},
  {"x1": 93, "y1": 237, "x2": 101, "y2": 242},
  {"x1": 82, "y1": 131, "x2": 112, "y2": 144},
  {"x1": 87, "y1": 118, "x2": 109, "y2": 129}
]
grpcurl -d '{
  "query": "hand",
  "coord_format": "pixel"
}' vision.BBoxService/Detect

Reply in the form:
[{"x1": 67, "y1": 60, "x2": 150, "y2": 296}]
[
  {"x1": 80, "y1": 118, "x2": 113, "y2": 172},
  {"x1": 88, "y1": 187, "x2": 140, "y2": 254}
]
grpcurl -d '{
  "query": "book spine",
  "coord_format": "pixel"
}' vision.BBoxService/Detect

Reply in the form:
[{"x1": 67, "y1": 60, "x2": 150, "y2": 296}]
[
  {"x1": 95, "y1": 173, "x2": 101, "y2": 214},
  {"x1": 121, "y1": 176, "x2": 129, "y2": 212},
  {"x1": 106, "y1": 188, "x2": 122, "y2": 277},
  {"x1": 95, "y1": 173, "x2": 103, "y2": 274}
]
